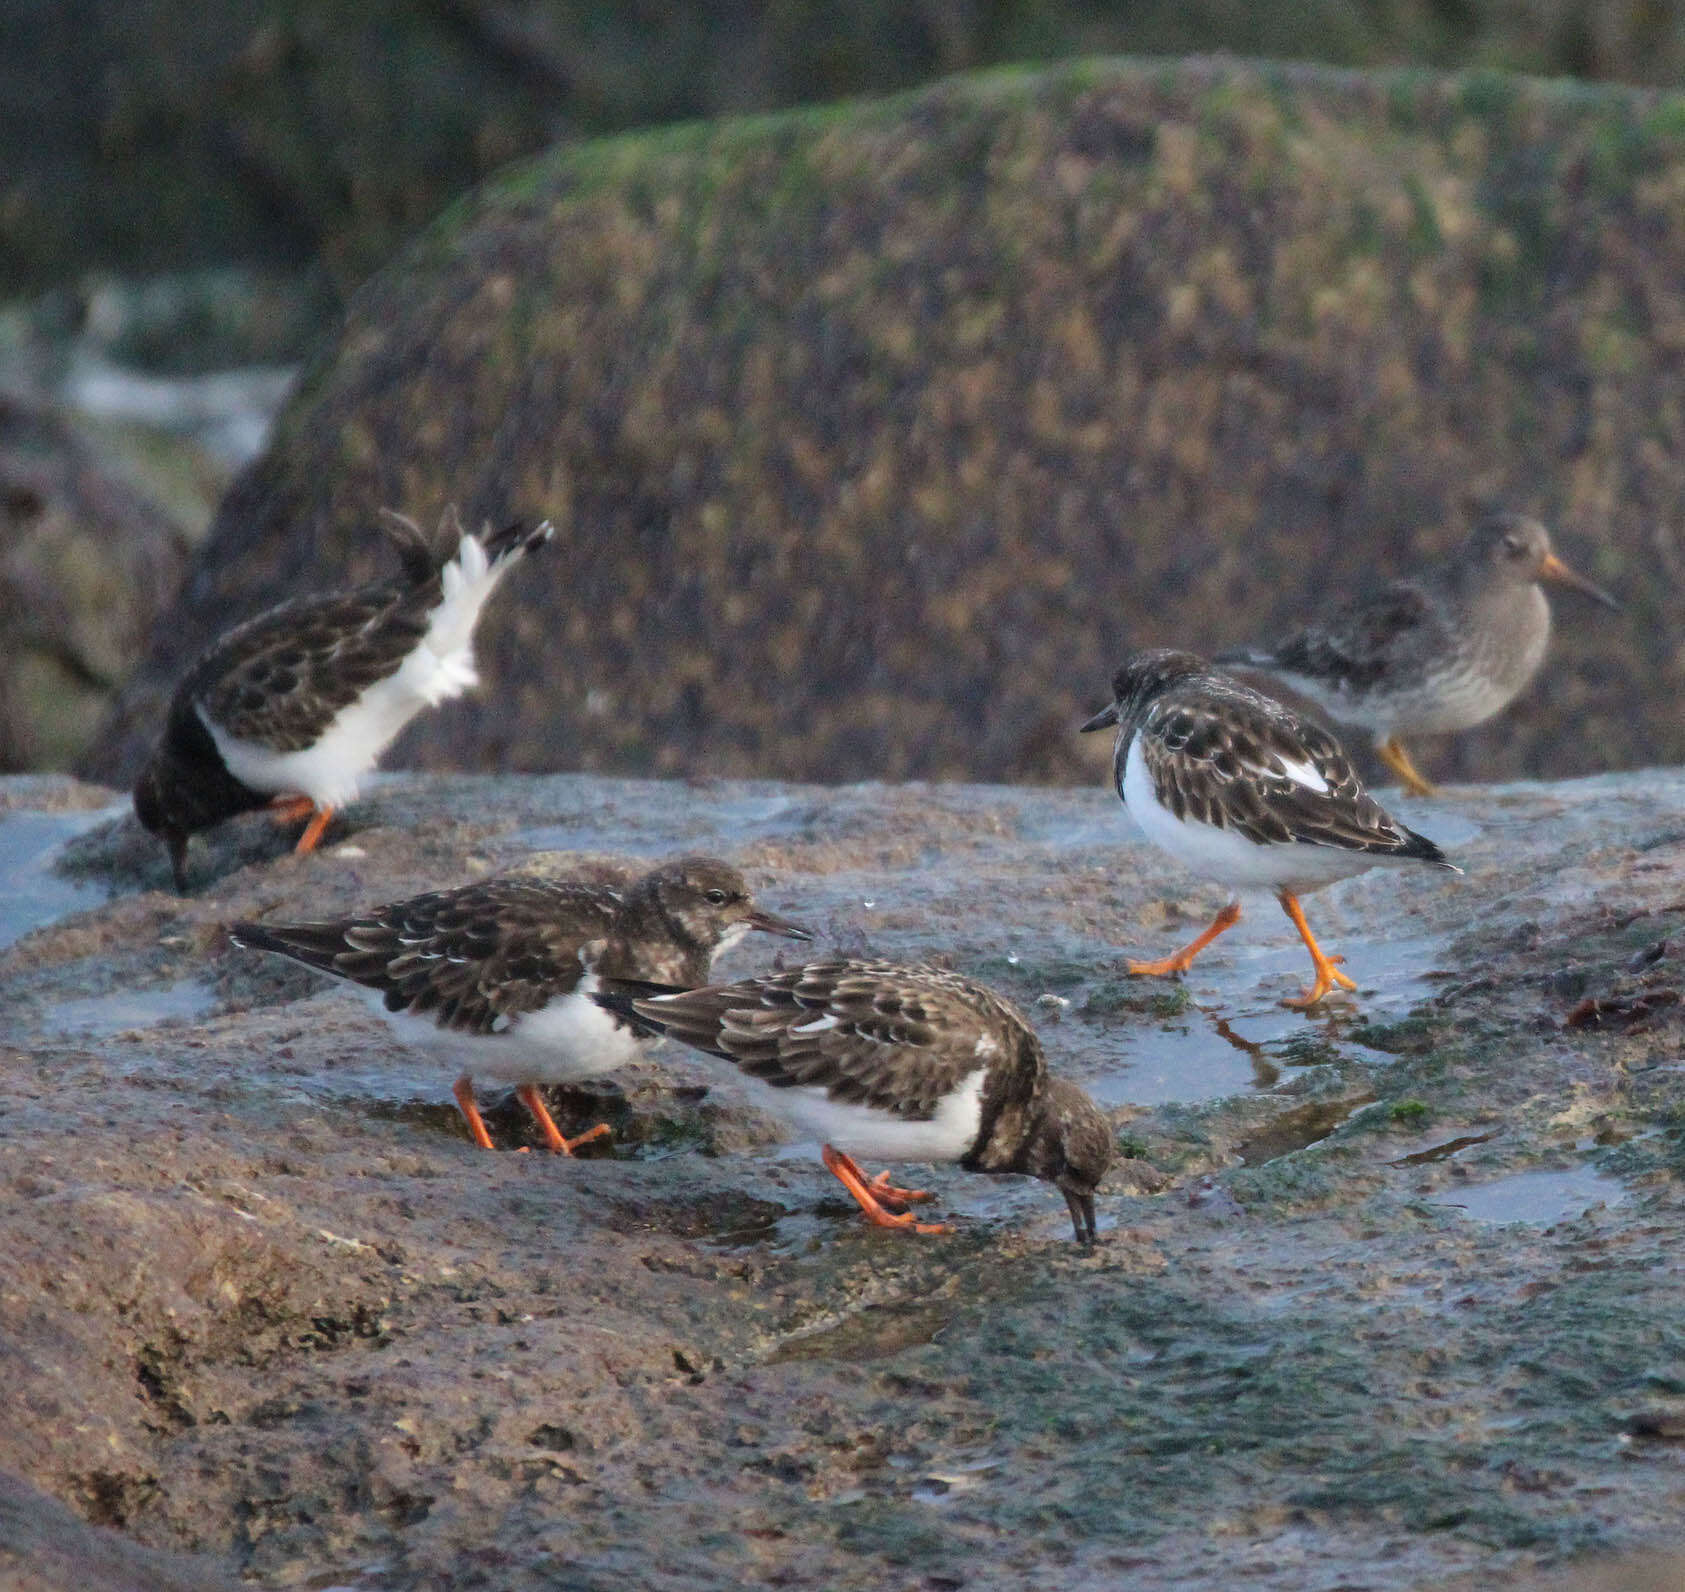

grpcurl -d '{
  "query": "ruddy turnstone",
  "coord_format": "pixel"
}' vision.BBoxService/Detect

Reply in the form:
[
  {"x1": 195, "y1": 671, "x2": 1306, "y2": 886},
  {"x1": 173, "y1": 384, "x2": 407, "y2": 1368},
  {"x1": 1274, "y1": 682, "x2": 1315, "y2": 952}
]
[
  {"x1": 230, "y1": 857, "x2": 811, "y2": 1153},
  {"x1": 596, "y1": 960, "x2": 1114, "y2": 1243},
  {"x1": 133, "y1": 508, "x2": 553, "y2": 891},
  {"x1": 1081, "y1": 649, "x2": 1459, "y2": 1008},
  {"x1": 1217, "y1": 512, "x2": 1618, "y2": 796}
]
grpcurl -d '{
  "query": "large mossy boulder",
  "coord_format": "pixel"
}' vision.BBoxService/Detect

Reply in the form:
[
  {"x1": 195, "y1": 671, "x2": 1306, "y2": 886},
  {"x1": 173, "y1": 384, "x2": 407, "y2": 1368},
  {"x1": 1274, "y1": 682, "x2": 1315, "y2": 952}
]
[{"x1": 88, "y1": 58, "x2": 1685, "y2": 788}]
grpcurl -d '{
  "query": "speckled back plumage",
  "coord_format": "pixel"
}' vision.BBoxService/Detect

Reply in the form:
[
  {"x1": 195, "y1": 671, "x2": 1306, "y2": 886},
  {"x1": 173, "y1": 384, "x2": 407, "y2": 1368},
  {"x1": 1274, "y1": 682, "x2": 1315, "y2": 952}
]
[
  {"x1": 631, "y1": 960, "x2": 1034, "y2": 1123},
  {"x1": 1119, "y1": 657, "x2": 1449, "y2": 863},
  {"x1": 1255, "y1": 584, "x2": 1440, "y2": 700},
  {"x1": 182, "y1": 514, "x2": 548, "y2": 756},
  {"x1": 617, "y1": 959, "x2": 1114, "y2": 1189},
  {"x1": 1216, "y1": 514, "x2": 1604, "y2": 736},
  {"x1": 230, "y1": 857, "x2": 799, "y2": 1036},
  {"x1": 133, "y1": 512, "x2": 553, "y2": 883},
  {"x1": 234, "y1": 876, "x2": 621, "y2": 1034}
]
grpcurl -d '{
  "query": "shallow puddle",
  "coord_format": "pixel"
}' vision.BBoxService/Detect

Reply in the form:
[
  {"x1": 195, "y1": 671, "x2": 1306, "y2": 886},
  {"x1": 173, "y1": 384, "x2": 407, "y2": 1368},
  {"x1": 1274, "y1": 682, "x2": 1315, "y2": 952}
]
[
  {"x1": 11, "y1": 776, "x2": 1470, "y2": 1197},
  {"x1": 0, "y1": 806, "x2": 121, "y2": 950},
  {"x1": 1236, "y1": 1093, "x2": 1376, "y2": 1164},
  {"x1": 513, "y1": 784, "x2": 813, "y2": 858},
  {"x1": 1079, "y1": 924, "x2": 1443, "y2": 1109},
  {"x1": 42, "y1": 978, "x2": 219, "y2": 1037},
  {"x1": 1431, "y1": 1166, "x2": 1627, "y2": 1225},
  {"x1": 488, "y1": 779, "x2": 1459, "y2": 1118}
]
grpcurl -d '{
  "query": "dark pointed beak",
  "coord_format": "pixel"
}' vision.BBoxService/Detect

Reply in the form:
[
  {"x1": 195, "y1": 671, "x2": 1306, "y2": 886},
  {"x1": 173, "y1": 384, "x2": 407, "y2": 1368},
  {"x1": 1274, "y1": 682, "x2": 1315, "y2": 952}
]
[
  {"x1": 1539, "y1": 551, "x2": 1620, "y2": 611},
  {"x1": 748, "y1": 907, "x2": 813, "y2": 941},
  {"x1": 1063, "y1": 1185, "x2": 1099, "y2": 1246},
  {"x1": 167, "y1": 832, "x2": 190, "y2": 894},
  {"x1": 1079, "y1": 703, "x2": 1120, "y2": 735}
]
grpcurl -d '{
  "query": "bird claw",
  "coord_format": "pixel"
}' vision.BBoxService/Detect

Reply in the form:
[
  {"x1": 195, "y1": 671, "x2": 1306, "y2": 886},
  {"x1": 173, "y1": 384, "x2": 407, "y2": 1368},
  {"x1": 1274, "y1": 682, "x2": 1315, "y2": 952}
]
[
  {"x1": 551, "y1": 1121, "x2": 613, "y2": 1156},
  {"x1": 1126, "y1": 955, "x2": 1191, "y2": 978},
  {"x1": 869, "y1": 1210, "x2": 952, "y2": 1236},
  {"x1": 866, "y1": 1170, "x2": 933, "y2": 1207},
  {"x1": 1282, "y1": 966, "x2": 1357, "y2": 1008}
]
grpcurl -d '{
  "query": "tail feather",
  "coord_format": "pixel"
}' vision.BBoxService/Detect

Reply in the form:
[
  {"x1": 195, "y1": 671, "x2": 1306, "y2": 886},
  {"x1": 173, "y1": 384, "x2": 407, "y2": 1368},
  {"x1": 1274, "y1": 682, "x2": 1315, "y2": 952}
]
[
  {"x1": 376, "y1": 508, "x2": 444, "y2": 584},
  {"x1": 1395, "y1": 826, "x2": 1461, "y2": 873},
  {"x1": 375, "y1": 507, "x2": 554, "y2": 586},
  {"x1": 591, "y1": 979, "x2": 751, "y2": 1054},
  {"x1": 423, "y1": 516, "x2": 553, "y2": 668},
  {"x1": 228, "y1": 919, "x2": 352, "y2": 975},
  {"x1": 591, "y1": 977, "x2": 690, "y2": 1039},
  {"x1": 477, "y1": 517, "x2": 556, "y2": 565}
]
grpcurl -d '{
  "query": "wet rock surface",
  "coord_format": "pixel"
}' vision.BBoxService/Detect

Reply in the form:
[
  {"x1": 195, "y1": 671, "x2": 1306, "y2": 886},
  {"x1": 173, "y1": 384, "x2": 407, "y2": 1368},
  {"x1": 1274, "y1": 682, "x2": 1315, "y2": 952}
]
[
  {"x1": 6, "y1": 768, "x2": 1685, "y2": 1588},
  {"x1": 0, "y1": 1470, "x2": 243, "y2": 1592}
]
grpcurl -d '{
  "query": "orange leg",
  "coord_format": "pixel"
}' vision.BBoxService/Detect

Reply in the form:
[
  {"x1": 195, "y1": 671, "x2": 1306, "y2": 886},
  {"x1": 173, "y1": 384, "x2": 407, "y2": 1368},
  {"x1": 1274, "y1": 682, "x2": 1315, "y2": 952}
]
[
  {"x1": 821, "y1": 1144, "x2": 950, "y2": 1234},
  {"x1": 515, "y1": 1082, "x2": 612, "y2": 1156},
  {"x1": 1277, "y1": 891, "x2": 1359, "y2": 1009},
  {"x1": 1128, "y1": 900, "x2": 1242, "y2": 977},
  {"x1": 269, "y1": 793, "x2": 316, "y2": 825},
  {"x1": 293, "y1": 804, "x2": 334, "y2": 857},
  {"x1": 826, "y1": 1147, "x2": 933, "y2": 1208},
  {"x1": 452, "y1": 1075, "x2": 496, "y2": 1150}
]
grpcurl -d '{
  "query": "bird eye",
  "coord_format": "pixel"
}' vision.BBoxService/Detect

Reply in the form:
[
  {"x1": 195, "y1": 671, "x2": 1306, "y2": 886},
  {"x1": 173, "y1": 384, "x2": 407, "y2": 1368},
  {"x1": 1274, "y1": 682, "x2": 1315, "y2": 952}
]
[
  {"x1": 705, "y1": 888, "x2": 729, "y2": 905},
  {"x1": 1501, "y1": 534, "x2": 1525, "y2": 556}
]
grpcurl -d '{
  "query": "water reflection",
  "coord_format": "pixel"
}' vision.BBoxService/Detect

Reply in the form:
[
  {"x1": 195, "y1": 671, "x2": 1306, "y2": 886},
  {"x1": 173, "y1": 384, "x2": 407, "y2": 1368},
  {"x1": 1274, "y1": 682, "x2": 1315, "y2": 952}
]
[{"x1": 0, "y1": 806, "x2": 119, "y2": 950}]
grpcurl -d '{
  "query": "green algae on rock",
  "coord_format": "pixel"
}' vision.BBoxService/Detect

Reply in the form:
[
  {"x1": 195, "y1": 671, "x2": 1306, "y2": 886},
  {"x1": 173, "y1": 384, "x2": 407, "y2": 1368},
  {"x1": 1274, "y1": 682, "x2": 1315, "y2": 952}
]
[
  {"x1": 9, "y1": 767, "x2": 1685, "y2": 1586},
  {"x1": 89, "y1": 58, "x2": 1685, "y2": 794}
]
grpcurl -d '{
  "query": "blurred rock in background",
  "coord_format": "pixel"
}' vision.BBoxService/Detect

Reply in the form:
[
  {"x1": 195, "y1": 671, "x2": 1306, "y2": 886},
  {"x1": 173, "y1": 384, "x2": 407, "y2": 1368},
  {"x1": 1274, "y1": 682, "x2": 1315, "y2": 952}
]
[
  {"x1": 0, "y1": 273, "x2": 304, "y2": 772},
  {"x1": 10, "y1": 3, "x2": 1685, "y2": 312},
  {"x1": 80, "y1": 58, "x2": 1685, "y2": 791},
  {"x1": 7, "y1": 3, "x2": 1685, "y2": 783}
]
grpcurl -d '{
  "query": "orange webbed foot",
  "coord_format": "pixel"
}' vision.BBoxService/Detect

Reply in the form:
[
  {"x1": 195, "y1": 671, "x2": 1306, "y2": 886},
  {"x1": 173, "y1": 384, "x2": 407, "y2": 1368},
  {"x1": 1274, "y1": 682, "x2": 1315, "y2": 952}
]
[
  {"x1": 863, "y1": 1167, "x2": 934, "y2": 1208},
  {"x1": 1127, "y1": 952, "x2": 1196, "y2": 978},
  {"x1": 516, "y1": 1083, "x2": 612, "y2": 1156},
  {"x1": 822, "y1": 1146, "x2": 950, "y2": 1235},
  {"x1": 1126, "y1": 901, "x2": 1241, "y2": 981}
]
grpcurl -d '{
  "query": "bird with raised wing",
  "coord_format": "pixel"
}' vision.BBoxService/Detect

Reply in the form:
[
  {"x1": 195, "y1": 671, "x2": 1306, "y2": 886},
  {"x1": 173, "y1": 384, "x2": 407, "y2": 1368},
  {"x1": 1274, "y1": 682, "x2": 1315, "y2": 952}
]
[{"x1": 134, "y1": 507, "x2": 552, "y2": 890}]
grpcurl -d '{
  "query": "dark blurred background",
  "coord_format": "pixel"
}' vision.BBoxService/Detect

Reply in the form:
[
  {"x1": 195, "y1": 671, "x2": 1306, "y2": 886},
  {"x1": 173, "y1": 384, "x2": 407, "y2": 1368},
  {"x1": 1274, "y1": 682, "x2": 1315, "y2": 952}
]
[
  {"x1": 9, "y1": 3, "x2": 1685, "y2": 321},
  {"x1": 4, "y1": 2, "x2": 1685, "y2": 779}
]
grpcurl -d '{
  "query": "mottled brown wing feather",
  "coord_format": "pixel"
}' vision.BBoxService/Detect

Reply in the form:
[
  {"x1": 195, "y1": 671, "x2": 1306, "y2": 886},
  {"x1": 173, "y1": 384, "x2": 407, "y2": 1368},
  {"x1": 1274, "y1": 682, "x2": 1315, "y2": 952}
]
[
  {"x1": 1268, "y1": 583, "x2": 1437, "y2": 692},
  {"x1": 236, "y1": 879, "x2": 621, "y2": 1034},
  {"x1": 634, "y1": 961, "x2": 1041, "y2": 1122},
  {"x1": 187, "y1": 574, "x2": 442, "y2": 751},
  {"x1": 1141, "y1": 688, "x2": 1434, "y2": 857}
]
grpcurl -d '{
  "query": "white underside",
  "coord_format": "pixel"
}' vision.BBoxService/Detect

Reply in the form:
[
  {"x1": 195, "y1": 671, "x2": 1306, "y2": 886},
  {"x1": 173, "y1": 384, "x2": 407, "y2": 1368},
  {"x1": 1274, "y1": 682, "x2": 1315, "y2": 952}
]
[
  {"x1": 726, "y1": 1066, "x2": 987, "y2": 1164},
  {"x1": 362, "y1": 972, "x2": 644, "y2": 1086},
  {"x1": 205, "y1": 534, "x2": 516, "y2": 808},
  {"x1": 1122, "y1": 734, "x2": 1381, "y2": 895}
]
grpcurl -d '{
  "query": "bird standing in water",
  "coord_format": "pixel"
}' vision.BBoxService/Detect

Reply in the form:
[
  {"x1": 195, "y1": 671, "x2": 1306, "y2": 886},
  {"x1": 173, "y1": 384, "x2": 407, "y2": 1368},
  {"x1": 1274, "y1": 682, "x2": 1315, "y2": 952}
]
[{"x1": 1083, "y1": 649, "x2": 1459, "y2": 1008}]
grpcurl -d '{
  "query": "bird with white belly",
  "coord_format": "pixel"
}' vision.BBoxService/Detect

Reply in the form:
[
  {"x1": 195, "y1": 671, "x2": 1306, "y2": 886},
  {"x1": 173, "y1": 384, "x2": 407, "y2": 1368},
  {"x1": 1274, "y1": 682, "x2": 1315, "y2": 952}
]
[
  {"x1": 1082, "y1": 649, "x2": 1460, "y2": 1008},
  {"x1": 230, "y1": 857, "x2": 811, "y2": 1153},
  {"x1": 134, "y1": 507, "x2": 551, "y2": 890}
]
